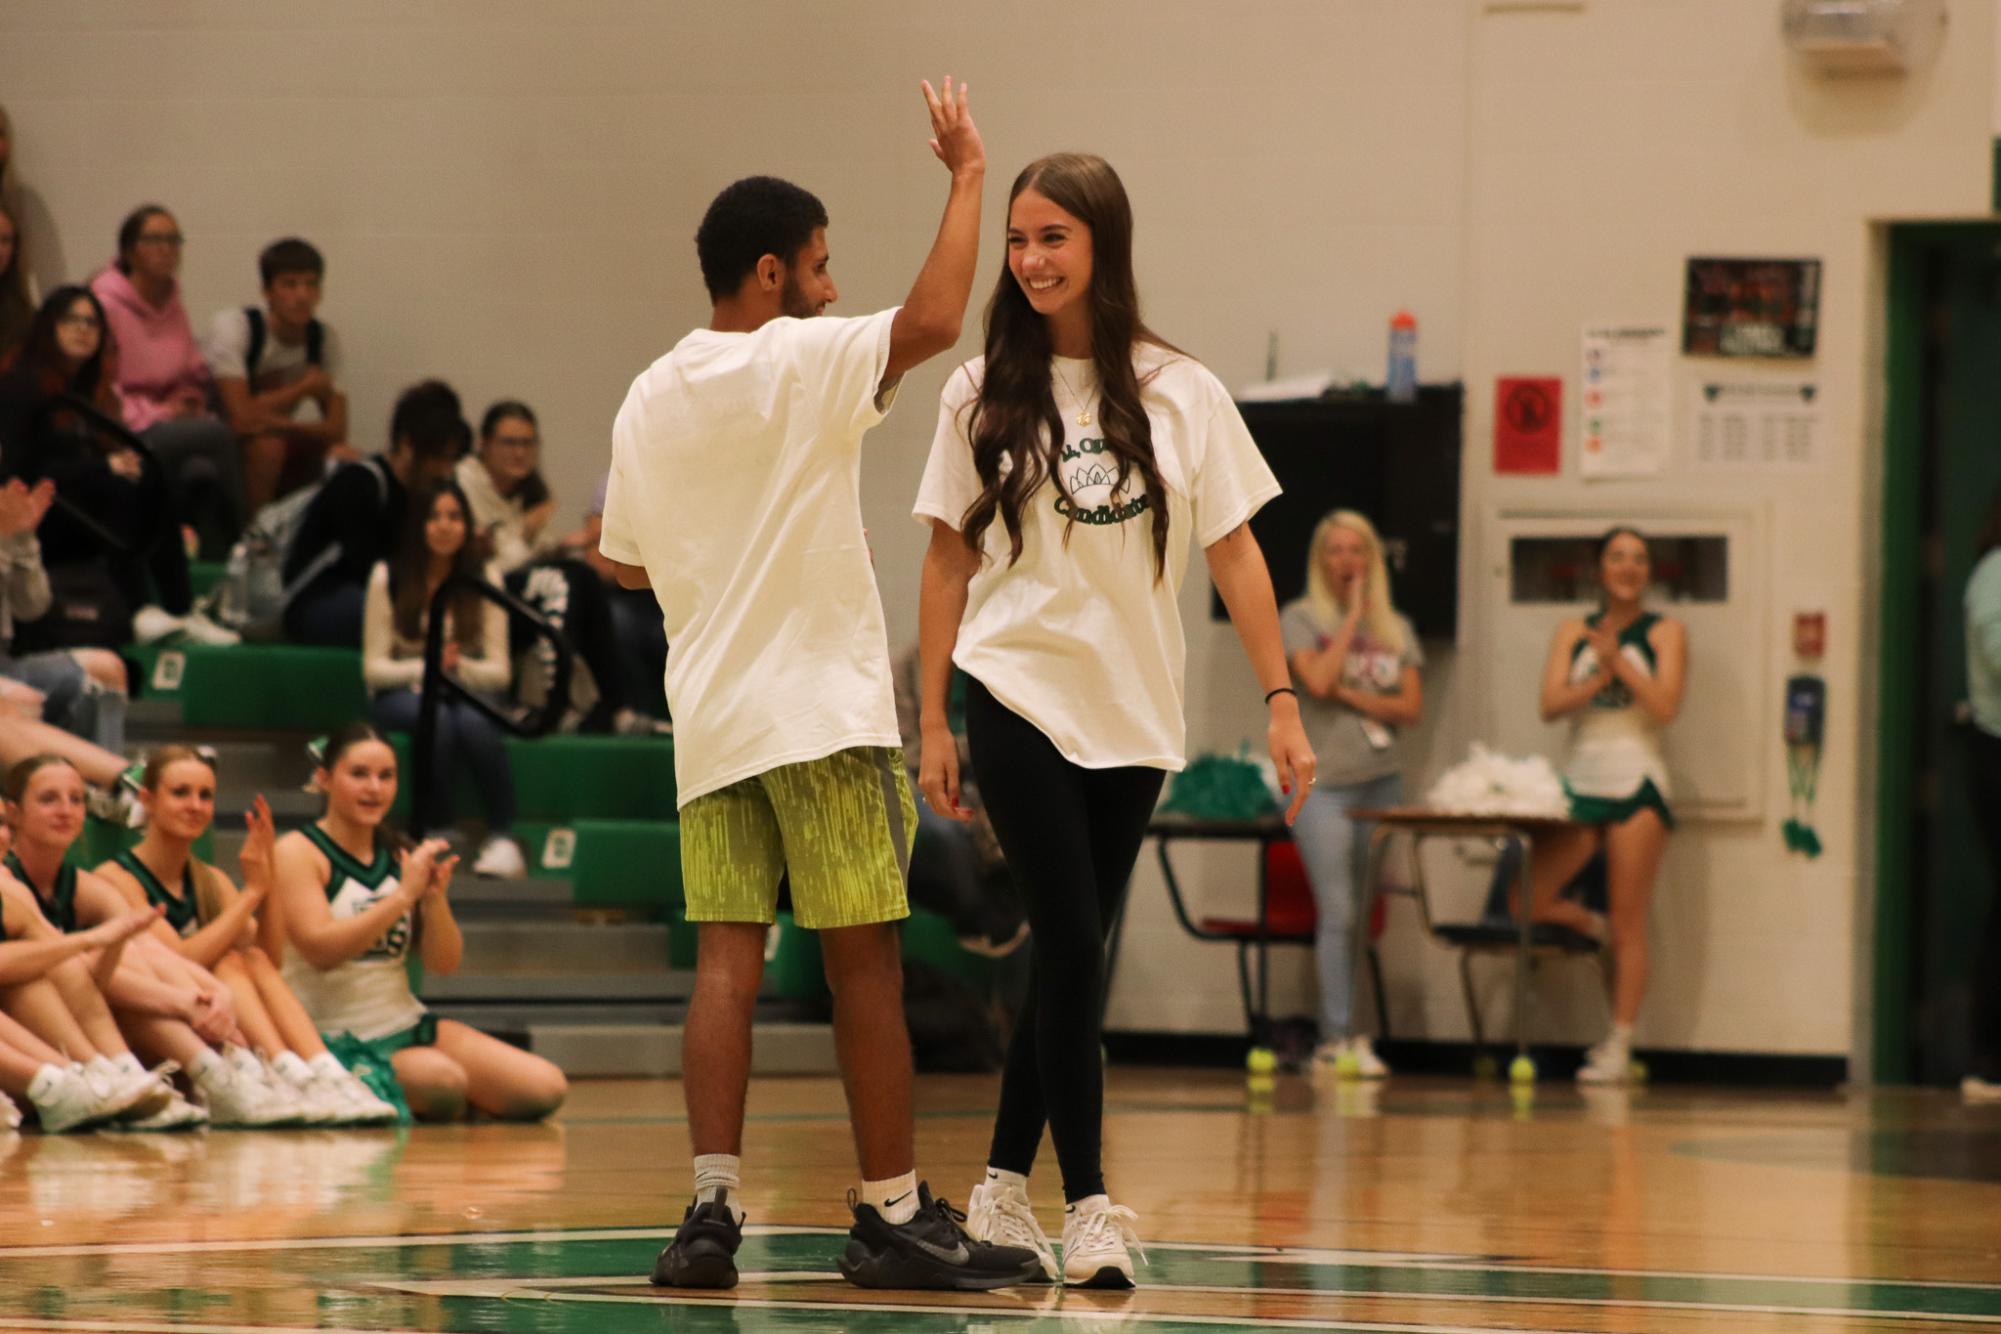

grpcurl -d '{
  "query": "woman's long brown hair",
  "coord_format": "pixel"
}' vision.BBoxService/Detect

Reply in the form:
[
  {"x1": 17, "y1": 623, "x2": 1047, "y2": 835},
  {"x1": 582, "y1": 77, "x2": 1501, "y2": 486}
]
[
  {"x1": 959, "y1": 153, "x2": 1175, "y2": 580},
  {"x1": 391, "y1": 481, "x2": 485, "y2": 647}
]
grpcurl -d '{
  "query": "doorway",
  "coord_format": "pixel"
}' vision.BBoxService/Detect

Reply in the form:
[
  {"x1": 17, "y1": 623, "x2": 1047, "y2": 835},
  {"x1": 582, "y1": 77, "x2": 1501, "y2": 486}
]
[{"x1": 1877, "y1": 222, "x2": 2001, "y2": 1085}]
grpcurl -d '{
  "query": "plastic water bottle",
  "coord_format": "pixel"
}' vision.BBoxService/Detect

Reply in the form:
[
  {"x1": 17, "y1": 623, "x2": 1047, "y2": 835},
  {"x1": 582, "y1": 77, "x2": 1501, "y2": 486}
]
[{"x1": 1386, "y1": 310, "x2": 1418, "y2": 403}]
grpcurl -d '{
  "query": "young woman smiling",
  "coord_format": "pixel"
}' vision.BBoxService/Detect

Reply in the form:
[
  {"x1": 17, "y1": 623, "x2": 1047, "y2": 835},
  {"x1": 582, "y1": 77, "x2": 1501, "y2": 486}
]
[
  {"x1": 268, "y1": 723, "x2": 566, "y2": 1121},
  {"x1": 914, "y1": 152, "x2": 1313, "y2": 1288},
  {"x1": 95, "y1": 744, "x2": 398, "y2": 1124},
  {"x1": 2, "y1": 754, "x2": 299, "y2": 1127}
]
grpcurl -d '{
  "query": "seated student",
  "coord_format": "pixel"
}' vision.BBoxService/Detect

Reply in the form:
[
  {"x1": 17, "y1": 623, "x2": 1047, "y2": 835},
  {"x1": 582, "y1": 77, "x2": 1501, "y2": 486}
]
[
  {"x1": 363, "y1": 481, "x2": 527, "y2": 878},
  {"x1": 0, "y1": 200, "x2": 31, "y2": 364},
  {"x1": 0, "y1": 105, "x2": 64, "y2": 305},
  {"x1": 0, "y1": 286, "x2": 233, "y2": 650},
  {"x1": 91, "y1": 204, "x2": 245, "y2": 558},
  {"x1": 556, "y1": 472, "x2": 669, "y2": 727},
  {"x1": 0, "y1": 820, "x2": 168, "y2": 1131},
  {"x1": 459, "y1": 401, "x2": 657, "y2": 735},
  {"x1": 282, "y1": 379, "x2": 465, "y2": 647},
  {"x1": 1, "y1": 754, "x2": 303, "y2": 1127},
  {"x1": 267, "y1": 723, "x2": 567, "y2": 1121},
  {"x1": 0, "y1": 473, "x2": 128, "y2": 752},
  {"x1": 206, "y1": 237, "x2": 354, "y2": 518},
  {"x1": 94, "y1": 744, "x2": 398, "y2": 1124}
]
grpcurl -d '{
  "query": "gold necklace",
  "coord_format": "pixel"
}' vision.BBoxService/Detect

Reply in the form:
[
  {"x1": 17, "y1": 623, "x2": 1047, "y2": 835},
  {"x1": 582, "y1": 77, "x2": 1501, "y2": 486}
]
[{"x1": 1053, "y1": 360, "x2": 1095, "y2": 428}]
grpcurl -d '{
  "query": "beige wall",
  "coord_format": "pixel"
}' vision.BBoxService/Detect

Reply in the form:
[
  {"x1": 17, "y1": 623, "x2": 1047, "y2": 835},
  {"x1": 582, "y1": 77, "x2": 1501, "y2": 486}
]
[{"x1": 4, "y1": 0, "x2": 1991, "y2": 1057}]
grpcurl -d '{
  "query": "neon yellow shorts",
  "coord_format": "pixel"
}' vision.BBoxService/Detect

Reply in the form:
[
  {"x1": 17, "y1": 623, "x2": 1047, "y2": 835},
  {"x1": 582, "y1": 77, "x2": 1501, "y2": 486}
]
[{"x1": 679, "y1": 747, "x2": 915, "y2": 930}]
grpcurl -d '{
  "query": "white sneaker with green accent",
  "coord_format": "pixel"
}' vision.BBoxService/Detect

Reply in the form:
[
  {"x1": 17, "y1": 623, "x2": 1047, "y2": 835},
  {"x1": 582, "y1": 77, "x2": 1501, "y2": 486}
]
[
  {"x1": 1061, "y1": 1195, "x2": 1144, "y2": 1289},
  {"x1": 1576, "y1": 1033, "x2": 1634, "y2": 1085},
  {"x1": 964, "y1": 1178, "x2": 1058, "y2": 1282}
]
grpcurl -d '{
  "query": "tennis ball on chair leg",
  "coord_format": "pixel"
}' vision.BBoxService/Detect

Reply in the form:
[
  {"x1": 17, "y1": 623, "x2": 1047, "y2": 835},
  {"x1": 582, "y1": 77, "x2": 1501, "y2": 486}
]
[
  {"x1": 1508, "y1": 1054, "x2": 1537, "y2": 1085},
  {"x1": 1246, "y1": 1047, "x2": 1277, "y2": 1075}
]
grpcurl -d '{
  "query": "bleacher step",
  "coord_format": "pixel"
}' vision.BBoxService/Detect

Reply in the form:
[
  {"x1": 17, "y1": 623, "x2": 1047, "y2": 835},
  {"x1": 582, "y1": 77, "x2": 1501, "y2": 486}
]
[
  {"x1": 525, "y1": 1021, "x2": 838, "y2": 1078},
  {"x1": 419, "y1": 970, "x2": 694, "y2": 1003},
  {"x1": 457, "y1": 921, "x2": 670, "y2": 975}
]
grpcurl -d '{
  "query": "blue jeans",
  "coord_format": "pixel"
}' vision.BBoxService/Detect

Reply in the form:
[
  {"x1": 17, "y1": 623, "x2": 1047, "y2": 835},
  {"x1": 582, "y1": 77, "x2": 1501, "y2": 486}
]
[
  {"x1": 0, "y1": 650, "x2": 124, "y2": 752},
  {"x1": 370, "y1": 688, "x2": 517, "y2": 833},
  {"x1": 1290, "y1": 771, "x2": 1401, "y2": 1041}
]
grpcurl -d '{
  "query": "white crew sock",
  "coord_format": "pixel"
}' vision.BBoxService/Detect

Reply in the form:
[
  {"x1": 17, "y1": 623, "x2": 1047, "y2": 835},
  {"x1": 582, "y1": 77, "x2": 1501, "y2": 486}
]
[
  {"x1": 862, "y1": 1171, "x2": 920, "y2": 1226},
  {"x1": 187, "y1": 1047, "x2": 225, "y2": 1084},
  {"x1": 112, "y1": 1052, "x2": 148, "y2": 1080},
  {"x1": 1607, "y1": 1022, "x2": 1634, "y2": 1047},
  {"x1": 693, "y1": 1153, "x2": 744, "y2": 1223},
  {"x1": 985, "y1": 1166, "x2": 1031, "y2": 1197},
  {"x1": 308, "y1": 1051, "x2": 353, "y2": 1080}
]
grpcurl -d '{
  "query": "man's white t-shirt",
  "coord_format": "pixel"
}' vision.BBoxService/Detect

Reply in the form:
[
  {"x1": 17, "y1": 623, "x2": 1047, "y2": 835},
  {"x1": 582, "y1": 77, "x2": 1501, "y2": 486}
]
[
  {"x1": 602, "y1": 309, "x2": 902, "y2": 808},
  {"x1": 203, "y1": 307, "x2": 341, "y2": 423},
  {"x1": 913, "y1": 346, "x2": 1280, "y2": 770}
]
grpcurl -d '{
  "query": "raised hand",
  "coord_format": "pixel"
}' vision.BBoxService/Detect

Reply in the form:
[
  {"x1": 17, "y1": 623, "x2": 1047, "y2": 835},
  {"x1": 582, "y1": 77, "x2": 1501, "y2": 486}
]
[
  {"x1": 0, "y1": 480, "x2": 38, "y2": 538},
  {"x1": 398, "y1": 838, "x2": 452, "y2": 901},
  {"x1": 238, "y1": 795, "x2": 276, "y2": 893},
  {"x1": 423, "y1": 853, "x2": 460, "y2": 903},
  {"x1": 922, "y1": 76, "x2": 984, "y2": 180}
]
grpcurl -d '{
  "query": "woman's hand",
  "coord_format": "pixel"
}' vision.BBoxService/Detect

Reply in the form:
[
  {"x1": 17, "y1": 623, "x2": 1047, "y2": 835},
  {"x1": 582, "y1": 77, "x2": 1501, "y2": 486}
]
[
  {"x1": 1581, "y1": 623, "x2": 1619, "y2": 673},
  {"x1": 84, "y1": 903, "x2": 164, "y2": 950},
  {"x1": 106, "y1": 449, "x2": 144, "y2": 481},
  {"x1": 1269, "y1": 694, "x2": 1316, "y2": 826},
  {"x1": 918, "y1": 720, "x2": 972, "y2": 821},
  {"x1": 423, "y1": 853, "x2": 460, "y2": 903},
  {"x1": 184, "y1": 988, "x2": 234, "y2": 1044},
  {"x1": 398, "y1": 838, "x2": 452, "y2": 903},
  {"x1": 238, "y1": 795, "x2": 276, "y2": 892}
]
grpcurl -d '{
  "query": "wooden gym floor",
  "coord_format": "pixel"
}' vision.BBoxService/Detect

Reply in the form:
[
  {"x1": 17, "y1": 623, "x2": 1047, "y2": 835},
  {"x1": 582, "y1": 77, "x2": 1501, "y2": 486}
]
[{"x1": 0, "y1": 1068, "x2": 1997, "y2": 1332}]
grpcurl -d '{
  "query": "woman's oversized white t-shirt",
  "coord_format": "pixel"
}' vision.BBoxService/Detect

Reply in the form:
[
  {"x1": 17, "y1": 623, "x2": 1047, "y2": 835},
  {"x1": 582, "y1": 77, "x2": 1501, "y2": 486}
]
[
  {"x1": 602, "y1": 310, "x2": 902, "y2": 807},
  {"x1": 913, "y1": 349, "x2": 1280, "y2": 770}
]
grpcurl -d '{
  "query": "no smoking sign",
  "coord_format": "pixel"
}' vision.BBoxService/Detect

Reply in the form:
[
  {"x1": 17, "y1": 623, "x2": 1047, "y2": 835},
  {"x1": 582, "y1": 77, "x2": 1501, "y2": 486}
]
[{"x1": 1494, "y1": 375, "x2": 1563, "y2": 475}]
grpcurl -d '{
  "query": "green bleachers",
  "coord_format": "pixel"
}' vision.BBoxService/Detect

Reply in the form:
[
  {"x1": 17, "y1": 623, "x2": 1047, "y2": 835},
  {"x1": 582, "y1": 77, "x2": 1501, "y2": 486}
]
[{"x1": 134, "y1": 642, "x2": 368, "y2": 731}]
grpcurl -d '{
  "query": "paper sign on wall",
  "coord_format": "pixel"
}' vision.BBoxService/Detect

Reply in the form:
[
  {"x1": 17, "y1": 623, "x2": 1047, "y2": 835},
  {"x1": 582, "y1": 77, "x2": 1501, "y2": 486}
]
[
  {"x1": 1690, "y1": 380, "x2": 1823, "y2": 471},
  {"x1": 1494, "y1": 376, "x2": 1563, "y2": 474},
  {"x1": 1580, "y1": 325, "x2": 1671, "y2": 478}
]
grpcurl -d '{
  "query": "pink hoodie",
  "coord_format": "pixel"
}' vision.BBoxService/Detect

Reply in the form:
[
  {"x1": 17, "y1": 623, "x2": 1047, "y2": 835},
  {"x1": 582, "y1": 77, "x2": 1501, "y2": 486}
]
[{"x1": 90, "y1": 262, "x2": 213, "y2": 432}]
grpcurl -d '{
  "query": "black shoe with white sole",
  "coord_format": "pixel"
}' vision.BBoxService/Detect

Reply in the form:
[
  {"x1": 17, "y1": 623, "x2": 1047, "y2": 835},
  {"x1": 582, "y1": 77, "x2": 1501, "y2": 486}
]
[
  {"x1": 652, "y1": 1190, "x2": 743, "y2": 1289},
  {"x1": 839, "y1": 1182, "x2": 1044, "y2": 1290}
]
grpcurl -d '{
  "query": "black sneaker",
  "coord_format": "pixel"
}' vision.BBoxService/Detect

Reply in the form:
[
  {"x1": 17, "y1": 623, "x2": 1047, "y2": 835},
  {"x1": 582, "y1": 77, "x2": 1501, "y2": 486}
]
[
  {"x1": 652, "y1": 1190, "x2": 743, "y2": 1289},
  {"x1": 839, "y1": 1182, "x2": 1045, "y2": 1290}
]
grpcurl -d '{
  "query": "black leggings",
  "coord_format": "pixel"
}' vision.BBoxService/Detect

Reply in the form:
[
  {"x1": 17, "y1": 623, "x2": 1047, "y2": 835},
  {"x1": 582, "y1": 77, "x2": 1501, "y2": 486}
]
[{"x1": 965, "y1": 675, "x2": 1163, "y2": 1202}]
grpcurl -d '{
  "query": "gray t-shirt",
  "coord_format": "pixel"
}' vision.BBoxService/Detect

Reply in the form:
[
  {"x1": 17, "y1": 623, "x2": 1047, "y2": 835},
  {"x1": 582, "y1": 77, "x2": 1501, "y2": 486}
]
[{"x1": 1280, "y1": 599, "x2": 1423, "y2": 786}]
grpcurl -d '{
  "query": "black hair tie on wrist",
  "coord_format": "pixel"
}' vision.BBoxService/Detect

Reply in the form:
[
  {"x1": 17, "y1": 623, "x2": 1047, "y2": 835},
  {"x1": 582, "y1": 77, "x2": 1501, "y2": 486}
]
[{"x1": 1264, "y1": 686, "x2": 1297, "y2": 705}]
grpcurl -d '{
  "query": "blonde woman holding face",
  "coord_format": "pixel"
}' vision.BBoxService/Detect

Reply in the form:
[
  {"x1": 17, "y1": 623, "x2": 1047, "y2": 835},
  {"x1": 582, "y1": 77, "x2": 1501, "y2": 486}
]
[{"x1": 1280, "y1": 511, "x2": 1422, "y2": 1077}]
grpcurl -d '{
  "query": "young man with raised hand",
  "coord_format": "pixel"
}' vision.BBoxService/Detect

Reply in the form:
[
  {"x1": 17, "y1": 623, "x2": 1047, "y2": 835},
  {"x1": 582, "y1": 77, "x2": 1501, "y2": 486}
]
[{"x1": 602, "y1": 80, "x2": 1039, "y2": 1292}]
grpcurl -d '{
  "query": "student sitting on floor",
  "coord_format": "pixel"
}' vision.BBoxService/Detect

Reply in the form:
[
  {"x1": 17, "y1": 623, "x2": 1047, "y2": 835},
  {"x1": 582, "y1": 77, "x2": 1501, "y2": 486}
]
[
  {"x1": 266, "y1": 723, "x2": 566, "y2": 1121},
  {"x1": 1, "y1": 754, "x2": 299, "y2": 1127},
  {"x1": 362, "y1": 479, "x2": 527, "y2": 878},
  {"x1": 94, "y1": 744, "x2": 397, "y2": 1124}
]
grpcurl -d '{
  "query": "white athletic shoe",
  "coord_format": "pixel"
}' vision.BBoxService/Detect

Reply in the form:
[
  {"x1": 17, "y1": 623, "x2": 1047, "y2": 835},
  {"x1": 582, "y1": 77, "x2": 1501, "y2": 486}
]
[
  {"x1": 1061, "y1": 1195, "x2": 1144, "y2": 1289},
  {"x1": 472, "y1": 834, "x2": 528, "y2": 879},
  {"x1": 194, "y1": 1050, "x2": 298, "y2": 1128},
  {"x1": 267, "y1": 1051, "x2": 347, "y2": 1126},
  {"x1": 33, "y1": 1063, "x2": 133, "y2": 1133},
  {"x1": 1576, "y1": 1033, "x2": 1635, "y2": 1086},
  {"x1": 309, "y1": 1052, "x2": 398, "y2": 1125},
  {"x1": 1963, "y1": 1075, "x2": 2001, "y2": 1104},
  {"x1": 180, "y1": 609, "x2": 242, "y2": 646},
  {"x1": 114, "y1": 1090, "x2": 210, "y2": 1132},
  {"x1": 132, "y1": 605, "x2": 184, "y2": 645},
  {"x1": 965, "y1": 1178, "x2": 1058, "y2": 1282},
  {"x1": 90, "y1": 1055, "x2": 174, "y2": 1122}
]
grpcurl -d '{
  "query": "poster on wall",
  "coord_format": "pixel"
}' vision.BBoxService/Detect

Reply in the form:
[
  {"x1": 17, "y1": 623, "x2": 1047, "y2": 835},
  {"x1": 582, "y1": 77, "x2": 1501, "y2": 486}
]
[
  {"x1": 1689, "y1": 380, "x2": 1823, "y2": 471},
  {"x1": 1494, "y1": 376, "x2": 1562, "y2": 475},
  {"x1": 1579, "y1": 325, "x2": 1670, "y2": 478},
  {"x1": 1682, "y1": 257, "x2": 1821, "y2": 358}
]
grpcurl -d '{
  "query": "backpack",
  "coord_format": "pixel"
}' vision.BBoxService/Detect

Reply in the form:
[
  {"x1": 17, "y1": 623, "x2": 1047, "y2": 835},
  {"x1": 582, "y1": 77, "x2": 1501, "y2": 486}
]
[
  {"x1": 242, "y1": 307, "x2": 324, "y2": 381},
  {"x1": 208, "y1": 456, "x2": 388, "y2": 639}
]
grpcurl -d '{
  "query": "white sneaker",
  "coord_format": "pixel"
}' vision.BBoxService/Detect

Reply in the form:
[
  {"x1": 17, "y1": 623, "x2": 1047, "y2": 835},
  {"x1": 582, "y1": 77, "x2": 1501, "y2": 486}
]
[
  {"x1": 1576, "y1": 1033, "x2": 1634, "y2": 1086},
  {"x1": 193, "y1": 1051, "x2": 298, "y2": 1128},
  {"x1": 132, "y1": 605, "x2": 185, "y2": 645},
  {"x1": 90, "y1": 1055, "x2": 173, "y2": 1122},
  {"x1": 34, "y1": 1063, "x2": 133, "y2": 1133},
  {"x1": 472, "y1": 834, "x2": 527, "y2": 879},
  {"x1": 965, "y1": 1177, "x2": 1058, "y2": 1282},
  {"x1": 310, "y1": 1052, "x2": 399, "y2": 1125},
  {"x1": 246, "y1": 1050, "x2": 332, "y2": 1126},
  {"x1": 180, "y1": 608, "x2": 242, "y2": 646},
  {"x1": 1061, "y1": 1195, "x2": 1144, "y2": 1289},
  {"x1": 1345, "y1": 1035, "x2": 1390, "y2": 1079},
  {"x1": 1964, "y1": 1075, "x2": 2001, "y2": 1103},
  {"x1": 1312, "y1": 1036, "x2": 1390, "y2": 1079},
  {"x1": 113, "y1": 1090, "x2": 210, "y2": 1132}
]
